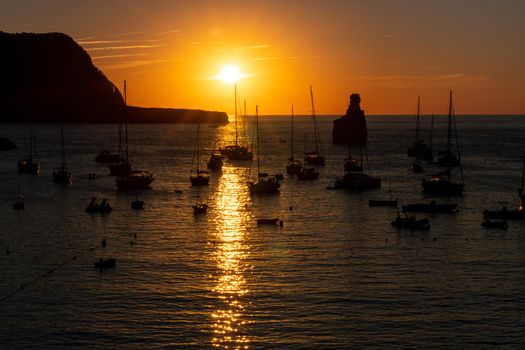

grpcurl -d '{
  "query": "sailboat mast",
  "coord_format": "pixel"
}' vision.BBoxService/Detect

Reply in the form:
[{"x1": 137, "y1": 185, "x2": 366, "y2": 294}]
[
  {"x1": 290, "y1": 104, "x2": 294, "y2": 158},
  {"x1": 310, "y1": 84, "x2": 320, "y2": 154},
  {"x1": 429, "y1": 114, "x2": 434, "y2": 150},
  {"x1": 256, "y1": 105, "x2": 260, "y2": 179},
  {"x1": 196, "y1": 123, "x2": 200, "y2": 171},
  {"x1": 234, "y1": 84, "x2": 238, "y2": 146},
  {"x1": 518, "y1": 157, "x2": 525, "y2": 198},
  {"x1": 29, "y1": 124, "x2": 34, "y2": 159},
  {"x1": 447, "y1": 91, "x2": 452, "y2": 156},
  {"x1": 450, "y1": 92, "x2": 464, "y2": 184},
  {"x1": 60, "y1": 123, "x2": 66, "y2": 169},
  {"x1": 124, "y1": 80, "x2": 129, "y2": 162},
  {"x1": 416, "y1": 95, "x2": 421, "y2": 142},
  {"x1": 243, "y1": 99, "x2": 248, "y2": 148}
]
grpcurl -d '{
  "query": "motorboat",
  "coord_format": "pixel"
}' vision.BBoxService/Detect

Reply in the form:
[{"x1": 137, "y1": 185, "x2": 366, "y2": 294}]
[
  {"x1": 257, "y1": 218, "x2": 279, "y2": 225},
  {"x1": 193, "y1": 203, "x2": 208, "y2": 214},
  {"x1": 391, "y1": 213, "x2": 430, "y2": 231},
  {"x1": 402, "y1": 201, "x2": 458, "y2": 213}
]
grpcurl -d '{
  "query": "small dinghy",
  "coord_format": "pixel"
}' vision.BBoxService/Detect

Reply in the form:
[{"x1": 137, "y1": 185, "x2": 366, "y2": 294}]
[
  {"x1": 391, "y1": 213, "x2": 430, "y2": 231},
  {"x1": 257, "y1": 218, "x2": 279, "y2": 225},
  {"x1": 193, "y1": 203, "x2": 208, "y2": 214},
  {"x1": 94, "y1": 258, "x2": 116, "y2": 269}
]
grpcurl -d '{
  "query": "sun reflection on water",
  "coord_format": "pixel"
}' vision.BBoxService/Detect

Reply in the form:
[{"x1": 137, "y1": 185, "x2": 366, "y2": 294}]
[{"x1": 210, "y1": 165, "x2": 253, "y2": 349}]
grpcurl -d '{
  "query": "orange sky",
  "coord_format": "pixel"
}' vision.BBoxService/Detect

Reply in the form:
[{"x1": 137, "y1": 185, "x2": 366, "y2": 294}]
[{"x1": 2, "y1": 0, "x2": 525, "y2": 115}]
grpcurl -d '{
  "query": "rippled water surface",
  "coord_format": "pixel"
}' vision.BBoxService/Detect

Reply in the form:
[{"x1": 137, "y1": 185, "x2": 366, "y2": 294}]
[{"x1": 1, "y1": 116, "x2": 525, "y2": 349}]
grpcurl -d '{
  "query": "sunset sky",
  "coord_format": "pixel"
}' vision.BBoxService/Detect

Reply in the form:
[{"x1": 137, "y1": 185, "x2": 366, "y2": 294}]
[{"x1": 2, "y1": 0, "x2": 524, "y2": 115}]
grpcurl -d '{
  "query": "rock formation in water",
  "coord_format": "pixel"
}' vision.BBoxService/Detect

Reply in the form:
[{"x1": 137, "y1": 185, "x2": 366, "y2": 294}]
[
  {"x1": 0, "y1": 32, "x2": 227, "y2": 123},
  {"x1": 332, "y1": 93, "x2": 368, "y2": 145}
]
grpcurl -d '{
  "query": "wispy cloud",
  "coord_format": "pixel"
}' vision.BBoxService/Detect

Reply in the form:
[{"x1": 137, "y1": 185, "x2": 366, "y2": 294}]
[
  {"x1": 86, "y1": 44, "x2": 165, "y2": 52},
  {"x1": 252, "y1": 55, "x2": 323, "y2": 61},
  {"x1": 353, "y1": 73, "x2": 492, "y2": 88},
  {"x1": 77, "y1": 40, "x2": 127, "y2": 45},
  {"x1": 99, "y1": 59, "x2": 168, "y2": 71},
  {"x1": 92, "y1": 53, "x2": 149, "y2": 60},
  {"x1": 239, "y1": 44, "x2": 270, "y2": 50},
  {"x1": 155, "y1": 29, "x2": 181, "y2": 36}
]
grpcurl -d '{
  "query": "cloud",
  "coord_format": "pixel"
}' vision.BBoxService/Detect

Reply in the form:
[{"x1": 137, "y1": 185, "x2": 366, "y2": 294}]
[
  {"x1": 92, "y1": 53, "x2": 149, "y2": 60},
  {"x1": 98, "y1": 59, "x2": 168, "y2": 71},
  {"x1": 353, "y1": 73, "x2": 492, "y2": 88},
  {"x1": 252, "y1": 55, "x2": 323, "y2": 61},
  {"x1": 77, "y1": 40, "x2": 127, "y2": 45},
  {"x1": 155, "y1": 29, "x2": 181, "y2": 36},
  {"x1": 86, "y1": 44, "x2": 165, "y2": 52}
]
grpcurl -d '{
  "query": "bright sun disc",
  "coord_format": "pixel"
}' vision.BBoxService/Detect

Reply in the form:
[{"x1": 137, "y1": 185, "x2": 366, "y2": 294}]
[{"x1": 217, "y1": 64, "x2": 243, "y2": 84}]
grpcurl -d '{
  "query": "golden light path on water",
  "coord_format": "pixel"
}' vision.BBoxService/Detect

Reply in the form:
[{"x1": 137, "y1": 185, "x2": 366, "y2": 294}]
[{"x1": 209, "y1": 125, "x2": 253, "y2": 348}]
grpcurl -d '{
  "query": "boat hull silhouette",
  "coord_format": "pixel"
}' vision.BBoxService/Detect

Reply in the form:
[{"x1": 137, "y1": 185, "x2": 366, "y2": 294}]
[
  {"x1": 18, "y1": 159, "x2": 40, "y2": 174},
  {"x1": 116, "y1": 171, "x2": 155, "y2": 190}
]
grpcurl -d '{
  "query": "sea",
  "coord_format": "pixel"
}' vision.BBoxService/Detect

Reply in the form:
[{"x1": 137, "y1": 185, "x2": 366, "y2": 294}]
[{"x1": 1, "y1": 115, "x2": 524, "y2": 349}]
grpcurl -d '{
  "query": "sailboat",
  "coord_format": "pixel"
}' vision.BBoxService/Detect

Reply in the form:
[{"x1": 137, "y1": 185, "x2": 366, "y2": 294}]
[
  {"x1": 483, "y1": 154, "x2": 525, "y2": 220},
  {"x1": 248, "y1": 105, "x2": 280, "y2": 195},
  {"x1": 190, "y1": 124, "x2": 210, "y2": 186},
  {"x1": 305, "y1": 85, "x2": 325, "y2": 166},
  {"x1": 407, "y1": 96, "x2": 432, "y2": 159},
  {"x1": 437, "y1": 96, "x2": 459, "y2": 167},
  {"x1": 220, "y1": 86, "x2": 253, "y2": 160},
  {"x1": 17, "y1": 124, "x2": 40, "y2": 174},
  {"x1": 296, "y1": 131, "x2": 320, "y2": 180},
  {"x1": 53, "y1": 123, "x2": 72, "y2": 184},
  {"x1": 109, "y1": 81, "x2": 132, "y2": 176},
  {"x1": 343, "y1": 148, "x2": 363, "y2": 172},
  {"x1": 421, "y1": 92, "x2": 464, "y2": 196},
  {"x1": 115, "y1": 81, "x2": 155, "y2": 190},
  {"x1": 286, "y1": 104, "x2": 302, "y2": 174}
]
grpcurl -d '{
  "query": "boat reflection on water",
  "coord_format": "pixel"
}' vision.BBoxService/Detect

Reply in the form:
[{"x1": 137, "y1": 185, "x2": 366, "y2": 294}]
[{"x1": 209, "y1": 165, "x2": 253, "y2": 348}]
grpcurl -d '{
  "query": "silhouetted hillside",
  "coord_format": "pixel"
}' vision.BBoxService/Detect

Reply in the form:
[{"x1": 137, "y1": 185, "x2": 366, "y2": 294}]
[{"x1": 0, "y1": 32, "x2": 227, "y2": 123}]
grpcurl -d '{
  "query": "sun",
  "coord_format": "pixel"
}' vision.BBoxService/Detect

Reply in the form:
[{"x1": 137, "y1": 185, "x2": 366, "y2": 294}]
[{"x1": 216, "y1": 64, "x2": 244, "y2": 84}]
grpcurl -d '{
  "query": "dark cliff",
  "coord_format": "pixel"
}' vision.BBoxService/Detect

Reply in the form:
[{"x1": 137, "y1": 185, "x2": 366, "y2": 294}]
[{"x1": 0, "y1": 32, "x2": 227, "y2": 123}]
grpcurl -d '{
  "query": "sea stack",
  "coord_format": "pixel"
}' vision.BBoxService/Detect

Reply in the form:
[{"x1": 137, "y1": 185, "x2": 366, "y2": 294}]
[{"x1": 332, "y1": 93, "x2": 367, "y2": 145}]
